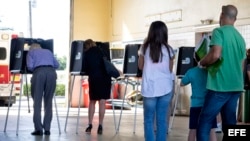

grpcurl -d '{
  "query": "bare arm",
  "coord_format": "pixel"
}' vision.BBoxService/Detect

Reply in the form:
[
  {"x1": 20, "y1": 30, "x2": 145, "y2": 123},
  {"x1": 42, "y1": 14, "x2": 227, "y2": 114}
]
[
  {"x1": 200, "y1": 45, "x2": 221, "y2": 67},
  {"x1": 138, "y1": 54, "x2": 144, "y2": 70},
  {"x1": 169, "y1": 56, "x2": 175, "y2": 73}
]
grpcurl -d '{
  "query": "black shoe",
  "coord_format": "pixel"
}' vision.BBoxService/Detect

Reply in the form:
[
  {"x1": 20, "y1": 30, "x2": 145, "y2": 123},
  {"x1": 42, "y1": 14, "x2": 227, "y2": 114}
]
[
  {"x1": 85, "y1": 124, "x2": 92, "y2": 133},
  {"x1": 31, "y1": 130, "x2": 43, "y2": 136},
  {"x1": 97, "y1": 125, "x2": 103, "y2": 134},
  {"x1": 44, "y1": 131, "x2": 50, "y2": 135}
]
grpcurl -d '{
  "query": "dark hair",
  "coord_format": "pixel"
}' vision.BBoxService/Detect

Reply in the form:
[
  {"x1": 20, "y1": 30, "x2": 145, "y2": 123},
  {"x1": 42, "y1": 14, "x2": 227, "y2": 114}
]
[
  {"x1": 142, "y1": 21, "x2": 171, "y2": 63},
  {"x1": 247, "y1": 48, "x2": 250, "y2": 58},
  {"x1": 84, "y1": 39, "x2": 96, "y2": 51},
  {"x1": 222, "y1": 5, "x2": 238, "y2": 20}
]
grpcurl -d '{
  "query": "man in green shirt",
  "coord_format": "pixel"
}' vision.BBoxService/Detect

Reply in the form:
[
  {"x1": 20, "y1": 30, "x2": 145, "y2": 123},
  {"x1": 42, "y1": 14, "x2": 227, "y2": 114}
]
[{"x1": 197, "y1": 5, "x2": 246, "y2": 141}]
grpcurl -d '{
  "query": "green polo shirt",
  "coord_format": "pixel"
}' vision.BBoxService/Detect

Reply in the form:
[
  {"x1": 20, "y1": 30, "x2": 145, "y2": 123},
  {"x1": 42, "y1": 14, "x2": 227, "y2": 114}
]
[{"x1": 207, "y1": 25, "x2": 246, "y2": 92}]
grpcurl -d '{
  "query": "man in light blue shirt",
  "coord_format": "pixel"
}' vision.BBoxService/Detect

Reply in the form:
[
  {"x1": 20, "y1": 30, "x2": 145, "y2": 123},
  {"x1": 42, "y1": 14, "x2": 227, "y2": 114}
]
[{"x1": 26, "y1": 43, "x2": 59, "y2": 136}]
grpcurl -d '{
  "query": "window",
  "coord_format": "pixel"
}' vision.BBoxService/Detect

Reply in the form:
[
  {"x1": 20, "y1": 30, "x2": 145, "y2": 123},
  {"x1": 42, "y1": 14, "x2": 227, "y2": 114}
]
[{"x1": 0, "y1": 47, "x2": 7, "y2": 60}]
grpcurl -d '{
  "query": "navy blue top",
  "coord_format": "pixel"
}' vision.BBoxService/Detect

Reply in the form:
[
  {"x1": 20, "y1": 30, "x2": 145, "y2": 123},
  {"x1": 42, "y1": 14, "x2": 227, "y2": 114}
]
[
  {"x1": 26, "y1": 48, "x2": 59, "y2": 72},
  {"x1": 83, "y1": 46, "x2": 111, "y2": 100}
]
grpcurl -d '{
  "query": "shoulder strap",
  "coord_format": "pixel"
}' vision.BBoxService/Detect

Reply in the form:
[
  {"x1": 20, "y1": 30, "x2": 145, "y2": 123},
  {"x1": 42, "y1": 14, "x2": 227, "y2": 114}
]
[
  {"x1": 96, "y1": 45, "x2": 104, "y2": 56},
  {"x1": 97, "y1": 46, "x2": 110, "y2": 61}
]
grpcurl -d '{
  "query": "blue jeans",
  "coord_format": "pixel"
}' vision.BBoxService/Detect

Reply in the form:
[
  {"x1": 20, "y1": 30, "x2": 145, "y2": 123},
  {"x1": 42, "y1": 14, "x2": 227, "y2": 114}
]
[
  {"x1": 196, "y1": 90, "x2": 241, "y2": 141},
  {"x1": 143, "y1": 92, "x2": 172, "y2": 141}
]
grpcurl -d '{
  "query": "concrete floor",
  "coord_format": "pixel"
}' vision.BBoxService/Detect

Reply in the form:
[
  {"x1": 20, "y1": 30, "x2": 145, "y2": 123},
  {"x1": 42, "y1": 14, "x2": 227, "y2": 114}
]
[{"x1": 0, "y1": 97, "x2": 224, "y2": 141}]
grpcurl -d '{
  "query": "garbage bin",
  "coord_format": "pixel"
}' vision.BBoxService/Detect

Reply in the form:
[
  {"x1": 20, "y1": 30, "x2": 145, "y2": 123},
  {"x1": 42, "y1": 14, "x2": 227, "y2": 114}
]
[
  {"x1": 71, "y1": 76, "x2": 84, "y2": 107},
  {"x1": 82, "y1": 80, "x2": 89, "y2": 108},
  {"x1": 243, "y1": 90, "x2": 250, "y2": 123},
  {"x1": 111, "y1": 83, "x2": 119, "y2": 99}
]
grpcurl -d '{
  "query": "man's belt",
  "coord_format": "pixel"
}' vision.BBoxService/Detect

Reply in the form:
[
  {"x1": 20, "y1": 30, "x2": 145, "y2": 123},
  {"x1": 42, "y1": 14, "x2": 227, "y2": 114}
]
[{"x1": 34, "y1": 65, "x2": 53, "y2": 70}]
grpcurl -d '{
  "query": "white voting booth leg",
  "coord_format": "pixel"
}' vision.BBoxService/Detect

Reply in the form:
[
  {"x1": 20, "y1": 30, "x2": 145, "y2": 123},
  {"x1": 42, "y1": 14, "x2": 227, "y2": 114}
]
[
  {"x1": 4, "y1": 73, "x2": 61, "y2": 135},
  {"x1": 116, "y1": 77, "x2": 129, "y2": 133},
  {"x1": 116, "y1": 77, "x2": 140, "y2": 134},
  {"x1": 76, "y1": 76, "x2": 83, "y2": 134},
  {"x1": 16, "y1": 74, "x2": 24, "y2": 135},
  {"x1": 4, "y1": 73, "x2": 25, "y2": 135},
  {"x1": 53, "y1": 94, "x2": 61, "y2": 134},
  {"x1": 4, "y1": 73, "x2": 17, "y2": 132},
  {"x1": 64, "y1": 75, "x2": 76, "y2": 132},
  {"x1": 132, "y1": 78, "x2": 140, "y2": 134},
  {"x1": 64, "y1": 75, "x2": 83, "y2": 134},
  {"x1": 169, "y1": 83, "x2": 181, "y2": 131},
  {"x1": 110, "y1": 80, "x2": 118, "y2": 132},
  {"x1": 65, "y1": 76, "x2": 119, "y2": 134}
]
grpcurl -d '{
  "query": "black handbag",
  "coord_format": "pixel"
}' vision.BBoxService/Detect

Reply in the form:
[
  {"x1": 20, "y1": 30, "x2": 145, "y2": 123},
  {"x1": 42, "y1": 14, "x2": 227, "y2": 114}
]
[{"x1": 98, "y1": 47, "x2": 120, "y2": 78}]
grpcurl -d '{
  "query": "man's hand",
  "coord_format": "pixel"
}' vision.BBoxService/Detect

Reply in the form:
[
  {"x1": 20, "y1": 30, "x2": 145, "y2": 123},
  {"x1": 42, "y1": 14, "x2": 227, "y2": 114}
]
[{"x1": 198, "y1": 61, "x2": 206, "y2": 69}]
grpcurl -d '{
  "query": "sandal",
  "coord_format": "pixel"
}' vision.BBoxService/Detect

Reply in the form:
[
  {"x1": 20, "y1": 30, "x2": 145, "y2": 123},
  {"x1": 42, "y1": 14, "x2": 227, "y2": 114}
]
[
  {"x1": 85, "y1": 124, "x2": 92, "y2": 133},
  {"x1": 97, "y1": 125, "x2": 103, "y2": 134}
]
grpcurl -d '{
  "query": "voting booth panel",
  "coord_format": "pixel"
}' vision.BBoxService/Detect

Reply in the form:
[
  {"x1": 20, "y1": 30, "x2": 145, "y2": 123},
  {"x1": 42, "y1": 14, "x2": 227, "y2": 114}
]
[
  {"x1": 176, "y1": 46, "x2": 197, "y2": 77},
  {"x1": 69, "y1": 40, "x2": 85, "y2": 75},
  {"x1": 123, "y1": 44, "x2": 142, "y2": 77}
]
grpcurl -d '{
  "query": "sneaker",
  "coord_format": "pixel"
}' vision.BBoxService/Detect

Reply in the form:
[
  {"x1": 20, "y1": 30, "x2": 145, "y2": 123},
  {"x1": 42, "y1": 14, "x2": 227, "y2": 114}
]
[{"x1": 215, "y1": 123, "x2": 222, "y2": 133}]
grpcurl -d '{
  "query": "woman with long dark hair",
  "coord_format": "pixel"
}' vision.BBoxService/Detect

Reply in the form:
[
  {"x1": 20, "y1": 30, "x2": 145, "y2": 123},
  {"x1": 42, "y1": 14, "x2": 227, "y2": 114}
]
[{"x1": 138, "y1": 21, "x2": 175, "y2": 141}]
